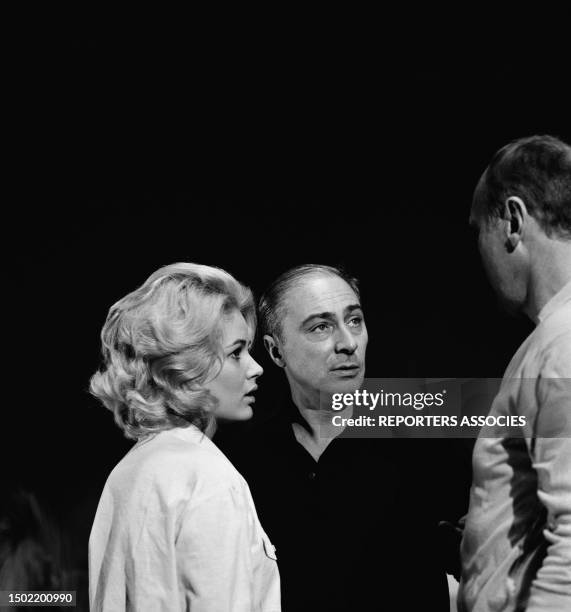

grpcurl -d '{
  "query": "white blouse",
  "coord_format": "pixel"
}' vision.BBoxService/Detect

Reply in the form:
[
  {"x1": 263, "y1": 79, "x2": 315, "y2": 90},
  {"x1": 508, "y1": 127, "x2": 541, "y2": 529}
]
[{"x1": 89, "y1": 424, "x2": 281, "y2": 611}]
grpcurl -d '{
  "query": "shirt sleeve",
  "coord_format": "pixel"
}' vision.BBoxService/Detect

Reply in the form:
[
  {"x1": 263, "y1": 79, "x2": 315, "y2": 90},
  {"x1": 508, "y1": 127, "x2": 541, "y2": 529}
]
[
  {"x1": 175, "y1": 483, "x2": 256, "y2": 612},
  {"x1": 527, "y1": 348, "x2": 571, "y2": 611}
]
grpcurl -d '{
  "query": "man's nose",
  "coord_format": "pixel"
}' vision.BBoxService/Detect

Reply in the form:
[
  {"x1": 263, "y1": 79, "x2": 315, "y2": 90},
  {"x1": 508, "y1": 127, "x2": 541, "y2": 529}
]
[
  {"x1": 334, "y1": 324, "x2": 358, "y2": 354},
  {"x1": 247, "y1": 354, "x2": 264, "y2": 379}
]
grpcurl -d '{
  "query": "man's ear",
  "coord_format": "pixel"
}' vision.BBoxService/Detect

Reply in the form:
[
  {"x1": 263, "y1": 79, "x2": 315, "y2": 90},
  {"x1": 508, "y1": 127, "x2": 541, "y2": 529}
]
[
  {"x1": 263, "y1": 334, "x2": 285, "y2": 368},
  {"x1": 503, "y1": 196, "x2": 527, "y2": 252}
]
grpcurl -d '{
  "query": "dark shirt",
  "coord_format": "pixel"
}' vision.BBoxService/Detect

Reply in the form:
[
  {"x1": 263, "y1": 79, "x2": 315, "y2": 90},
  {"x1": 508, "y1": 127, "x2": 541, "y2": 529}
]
[{"x1": 219, "y1": 399, "x2": 463, "y2": 611}]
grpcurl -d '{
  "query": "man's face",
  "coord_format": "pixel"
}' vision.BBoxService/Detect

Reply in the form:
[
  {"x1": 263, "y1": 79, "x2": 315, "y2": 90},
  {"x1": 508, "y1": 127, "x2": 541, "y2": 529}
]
[
  {"x1": 276, "y1": 273, "x2": 368, "y2": 403},
  {"x1": 470, "y1": 202, "x2": 525, "y2": 311}
]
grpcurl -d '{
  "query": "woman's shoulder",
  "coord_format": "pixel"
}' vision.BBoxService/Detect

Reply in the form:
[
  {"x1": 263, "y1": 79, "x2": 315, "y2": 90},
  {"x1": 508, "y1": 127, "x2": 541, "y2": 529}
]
[{"x1": 106, "y1": 425, "x2": 244, "y2": 502}]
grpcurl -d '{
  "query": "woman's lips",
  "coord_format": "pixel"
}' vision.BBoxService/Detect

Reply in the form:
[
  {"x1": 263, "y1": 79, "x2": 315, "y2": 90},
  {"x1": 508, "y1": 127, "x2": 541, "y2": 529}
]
[{"x1": 243, "y1": 386, "x2": 258, "y2": 401}]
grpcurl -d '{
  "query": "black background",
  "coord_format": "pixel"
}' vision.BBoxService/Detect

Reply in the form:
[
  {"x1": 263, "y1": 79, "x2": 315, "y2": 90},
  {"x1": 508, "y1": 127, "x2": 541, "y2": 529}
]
[{"x1": 5, "y1": 27, "x2": 570, "y2": 595}]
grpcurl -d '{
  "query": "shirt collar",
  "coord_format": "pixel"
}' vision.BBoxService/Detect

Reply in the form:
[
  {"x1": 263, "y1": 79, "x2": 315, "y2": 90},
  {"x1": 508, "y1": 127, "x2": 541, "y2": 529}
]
[{"x1": 537, "y1": 279, "x2": 571, "y2": 323}]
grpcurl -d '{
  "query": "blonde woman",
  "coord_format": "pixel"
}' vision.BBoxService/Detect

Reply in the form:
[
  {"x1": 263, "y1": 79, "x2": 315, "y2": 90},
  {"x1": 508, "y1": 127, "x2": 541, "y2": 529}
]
[{"x1": 89, "y1": 263, "x2": 280, "y2": 611}]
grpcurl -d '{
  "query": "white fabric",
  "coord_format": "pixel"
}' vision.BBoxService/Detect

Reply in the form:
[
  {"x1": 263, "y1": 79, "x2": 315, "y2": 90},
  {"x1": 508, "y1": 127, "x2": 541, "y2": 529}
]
[
  {"x1": 459, "y1": 281, "x2": 571, "y2": 612},
  {"x1": 89, "y1": 425, "x2": 281, "y2": 611}
]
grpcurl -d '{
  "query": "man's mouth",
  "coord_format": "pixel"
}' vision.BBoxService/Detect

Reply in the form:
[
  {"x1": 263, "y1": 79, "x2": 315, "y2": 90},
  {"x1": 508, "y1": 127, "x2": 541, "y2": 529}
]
[{"x1": 330, "y1": 364, "x2": 360, "y2": 373}]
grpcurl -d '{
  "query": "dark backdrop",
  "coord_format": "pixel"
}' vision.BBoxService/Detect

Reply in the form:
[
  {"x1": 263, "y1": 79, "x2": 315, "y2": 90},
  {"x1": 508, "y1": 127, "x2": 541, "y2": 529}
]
[{"x1": 5, "y1": 32, "x2": 570, "y2": 600}]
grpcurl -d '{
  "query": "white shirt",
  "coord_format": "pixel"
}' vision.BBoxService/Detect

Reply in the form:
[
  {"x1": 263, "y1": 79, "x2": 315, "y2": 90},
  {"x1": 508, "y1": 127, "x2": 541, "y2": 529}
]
[
  {"x1": 89, "y1": 425, "x2": 281, "y2": 611},
  {"x1": 459, "y1": 281, "x2": 571, "y2": 612}
]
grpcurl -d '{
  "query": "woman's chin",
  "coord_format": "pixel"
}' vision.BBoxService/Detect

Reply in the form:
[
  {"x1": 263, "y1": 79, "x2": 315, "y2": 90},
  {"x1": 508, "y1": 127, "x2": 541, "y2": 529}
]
[{"x1": 216, "y1": 406, "x2": 254, "y2": 423}]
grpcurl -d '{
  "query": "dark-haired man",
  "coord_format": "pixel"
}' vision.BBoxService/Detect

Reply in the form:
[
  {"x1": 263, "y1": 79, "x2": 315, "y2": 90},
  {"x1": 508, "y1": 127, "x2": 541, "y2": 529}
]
[
  {"x1": 259, "y1": 265, "x2": 368, "y2": 462},
  {"x1": 459, "y1": 135, "x2": 571, "y2": 611},
  {"x1": 222, "y1": 264, "x2": 452, "y2": 611}
]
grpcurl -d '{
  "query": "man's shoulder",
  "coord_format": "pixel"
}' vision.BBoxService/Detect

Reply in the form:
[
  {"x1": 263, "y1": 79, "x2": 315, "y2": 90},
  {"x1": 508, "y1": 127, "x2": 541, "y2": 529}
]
[
  {"x1": 507, "y1": 303, "x2": 571, "y2": 378},
  {"x1": 534, "y1": 306, "x2": 571, "y2": 375}
]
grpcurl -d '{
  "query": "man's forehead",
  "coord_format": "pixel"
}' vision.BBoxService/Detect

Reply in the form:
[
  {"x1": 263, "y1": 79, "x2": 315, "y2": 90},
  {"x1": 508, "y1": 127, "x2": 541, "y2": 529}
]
[{"x1": 282, "y1": 274, "x2": 361, "y2": 318}]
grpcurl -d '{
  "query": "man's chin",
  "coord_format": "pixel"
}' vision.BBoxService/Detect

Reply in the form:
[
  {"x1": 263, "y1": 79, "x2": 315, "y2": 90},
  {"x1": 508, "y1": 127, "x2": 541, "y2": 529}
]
[
  {"x1": 495, "y1": 292, "x2": 525, "y2": 317},
  {"x1": 321, "y1": 375, "x2": 365, "y2": 395}
]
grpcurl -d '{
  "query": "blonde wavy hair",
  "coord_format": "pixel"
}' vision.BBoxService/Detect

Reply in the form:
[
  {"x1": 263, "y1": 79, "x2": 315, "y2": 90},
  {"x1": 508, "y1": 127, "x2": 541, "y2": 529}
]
[{"x1": 90, "y1": 263, "x2": 256, "y2": 439}]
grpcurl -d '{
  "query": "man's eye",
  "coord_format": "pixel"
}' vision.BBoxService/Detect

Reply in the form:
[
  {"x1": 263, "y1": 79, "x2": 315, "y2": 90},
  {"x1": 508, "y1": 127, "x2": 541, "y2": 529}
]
[
  {"x1": 348, "y1": 317, "x2": 363, "y2": 327},
  {"x1": 311, "y1": 323, "x2": 331, "y2": 333}
]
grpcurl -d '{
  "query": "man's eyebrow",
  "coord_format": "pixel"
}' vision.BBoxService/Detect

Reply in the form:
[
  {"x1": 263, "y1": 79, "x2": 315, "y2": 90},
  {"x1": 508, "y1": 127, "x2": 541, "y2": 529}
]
[
  {"x1": 300, "y1": 312, "x2": 336, "y2": 327},
  {"x1": 345, "y1": 304, "x2": 363, "y2": 314},
  {"x1": 300, "y1": 304, "x2": 363, "y2": 327}
]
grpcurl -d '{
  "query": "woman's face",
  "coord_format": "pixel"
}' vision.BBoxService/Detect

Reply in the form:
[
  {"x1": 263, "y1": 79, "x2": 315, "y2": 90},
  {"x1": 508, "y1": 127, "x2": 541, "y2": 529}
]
[{"x1": 203, "y1": 309, "x2": 263, "y2": 421}]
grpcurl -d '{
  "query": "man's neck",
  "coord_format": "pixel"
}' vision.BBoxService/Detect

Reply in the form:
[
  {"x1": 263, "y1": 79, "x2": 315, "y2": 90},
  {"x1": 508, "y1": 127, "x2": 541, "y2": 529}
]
[
  {"x1": 289, "y1": 386, "x2": 351, "y2": 461},
  {"x1": 525, "y1": 240, "x2": 571, "y2": 321}
]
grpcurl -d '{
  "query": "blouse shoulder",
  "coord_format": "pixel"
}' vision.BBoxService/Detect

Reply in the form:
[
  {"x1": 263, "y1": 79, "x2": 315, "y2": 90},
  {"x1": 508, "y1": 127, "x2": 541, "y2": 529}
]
[{"x1": 105, "y1": 426, "x2": 245, "y2": 508}]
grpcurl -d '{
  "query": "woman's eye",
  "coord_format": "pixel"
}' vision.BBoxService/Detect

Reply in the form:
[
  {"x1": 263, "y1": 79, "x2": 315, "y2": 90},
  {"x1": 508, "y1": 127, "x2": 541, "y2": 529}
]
[{"x1": 230, "y1": 348, "x2": 243, "y2": 360}]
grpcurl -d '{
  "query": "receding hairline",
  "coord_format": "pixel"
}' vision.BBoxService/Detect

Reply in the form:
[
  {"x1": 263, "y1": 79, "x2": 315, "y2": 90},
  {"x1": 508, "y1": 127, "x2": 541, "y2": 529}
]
[
  {"x1": 259, "y1": 263, "x2": 361, "y2": 342},
  {"x1": 282, "y1": 269, "x2": 359, "y2": 298},
  {"x1": 473, "y1": 134, "x2": 571, "y2": 221},
  {"x1": 271, "y1": 271, "x2": 361, "y2": 334}
]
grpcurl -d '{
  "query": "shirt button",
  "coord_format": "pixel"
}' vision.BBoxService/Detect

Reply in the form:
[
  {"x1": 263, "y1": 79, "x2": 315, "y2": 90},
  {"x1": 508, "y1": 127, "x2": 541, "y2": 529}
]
[{"x1": 308, "y1": 471, "x2": 316, "y2": 480}]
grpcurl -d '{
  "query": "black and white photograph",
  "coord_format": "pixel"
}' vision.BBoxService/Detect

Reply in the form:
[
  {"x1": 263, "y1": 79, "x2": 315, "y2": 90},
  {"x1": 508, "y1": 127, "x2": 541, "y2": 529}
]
[{"x1": 2, "y1": 30, "x2": 570, "y2": 611}]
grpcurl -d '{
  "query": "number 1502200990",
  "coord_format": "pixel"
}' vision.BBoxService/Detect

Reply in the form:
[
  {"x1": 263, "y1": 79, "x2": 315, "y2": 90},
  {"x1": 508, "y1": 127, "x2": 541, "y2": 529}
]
[{"x1": 1, "y1": 591, "x2": 75, "y2": 606}]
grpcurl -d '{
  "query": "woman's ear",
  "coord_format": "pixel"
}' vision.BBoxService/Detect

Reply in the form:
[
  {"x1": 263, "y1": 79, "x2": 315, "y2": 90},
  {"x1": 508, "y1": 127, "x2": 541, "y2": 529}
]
[{"x1": 263, "y1": 334, "x2": 285, "y2": 368}]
